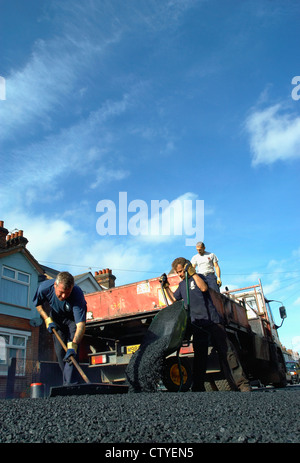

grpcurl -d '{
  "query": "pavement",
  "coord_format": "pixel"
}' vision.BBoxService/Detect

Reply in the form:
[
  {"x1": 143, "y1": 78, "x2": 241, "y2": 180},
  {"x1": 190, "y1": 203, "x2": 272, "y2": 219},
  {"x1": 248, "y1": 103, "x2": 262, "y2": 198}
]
[{"x1": 0, "y1": 386, "x2": 299, "y2": 444}]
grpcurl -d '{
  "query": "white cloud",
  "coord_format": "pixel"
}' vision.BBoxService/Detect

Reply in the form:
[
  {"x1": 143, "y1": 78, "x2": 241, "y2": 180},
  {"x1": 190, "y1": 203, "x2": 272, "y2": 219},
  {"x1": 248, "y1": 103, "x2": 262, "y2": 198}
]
[
  {"x1": 2, "y1": 209, "x2": 159, "y2": 286},
  {"x1": 245, "y1": 103, "x2": 300, "y2": 166},
  {"x1": 0, "y1": 4, "x2": 123, "y2": 142},
  {"x1": 106, "y1": 192, "x2": 205, "y2": 247},
  {"x1": 262, "y1": 279, "x2": 281, "y2": 295},
  {"x1": 90, "y1": 167, "x2": 130, "y2": 190},
  {"x1": 292, "y1": 297, "x2": 300, "y2": 307},
  {"x1": 3, "y1": 212, "x2": 74, "y2": 262},
  {"x1": 291, "y1": 336, "x2": 300, "y2": 354},
  {"x1": 0, "y1": 93, "x2": 134, "y2": 210}
]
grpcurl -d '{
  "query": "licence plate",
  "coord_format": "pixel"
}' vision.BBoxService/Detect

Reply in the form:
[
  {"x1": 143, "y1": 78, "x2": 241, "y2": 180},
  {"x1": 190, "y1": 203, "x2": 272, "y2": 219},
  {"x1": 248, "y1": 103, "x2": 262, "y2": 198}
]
[{"x1": 126, "y1": 344, "x2": 140, "y2": 354}]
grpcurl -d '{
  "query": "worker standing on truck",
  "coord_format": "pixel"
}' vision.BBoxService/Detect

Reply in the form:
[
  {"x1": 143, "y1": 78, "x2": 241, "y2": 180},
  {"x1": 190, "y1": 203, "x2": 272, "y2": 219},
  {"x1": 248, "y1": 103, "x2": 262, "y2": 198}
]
[
  {"x1": 33, "y1": 271, "x2": 87, "y2": 386},
  {"x1": 191, "y1": 242, "x2": 221, "y2": 292},
  {"x1": 163, "y1": 258, "x2": 251, "y2": 392}
]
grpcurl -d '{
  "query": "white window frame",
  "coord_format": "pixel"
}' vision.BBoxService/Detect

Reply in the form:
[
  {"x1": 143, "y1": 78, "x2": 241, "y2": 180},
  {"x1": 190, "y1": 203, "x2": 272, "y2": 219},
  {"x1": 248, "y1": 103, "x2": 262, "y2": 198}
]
[
  {"x1": 1, "y1": 265, "x2": 31, "y2": 308},
  {"x1": 0, "y1": 327, "x2": 30, "y2": 377}
]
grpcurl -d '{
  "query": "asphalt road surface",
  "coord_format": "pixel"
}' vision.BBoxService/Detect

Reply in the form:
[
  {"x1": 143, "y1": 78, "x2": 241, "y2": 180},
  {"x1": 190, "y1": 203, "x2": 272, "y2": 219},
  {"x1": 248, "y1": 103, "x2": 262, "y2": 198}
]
[{"x1": 1, "y1": 385, "x2": 299, "y2": 446}]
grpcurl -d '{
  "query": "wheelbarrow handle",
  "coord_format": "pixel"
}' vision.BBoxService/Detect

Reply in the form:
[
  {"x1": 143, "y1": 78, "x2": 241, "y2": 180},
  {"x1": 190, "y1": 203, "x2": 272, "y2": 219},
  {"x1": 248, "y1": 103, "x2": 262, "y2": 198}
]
[{"x1": 185, "y1": 270, "x2": 190, "y2": 316}]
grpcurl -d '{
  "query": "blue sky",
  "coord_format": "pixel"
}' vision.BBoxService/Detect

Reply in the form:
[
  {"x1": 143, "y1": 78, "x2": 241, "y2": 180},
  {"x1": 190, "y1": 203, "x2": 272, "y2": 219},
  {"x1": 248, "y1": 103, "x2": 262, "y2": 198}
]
[{"x1": 1, "y1": 0, "x2": 300, "y2": 354}]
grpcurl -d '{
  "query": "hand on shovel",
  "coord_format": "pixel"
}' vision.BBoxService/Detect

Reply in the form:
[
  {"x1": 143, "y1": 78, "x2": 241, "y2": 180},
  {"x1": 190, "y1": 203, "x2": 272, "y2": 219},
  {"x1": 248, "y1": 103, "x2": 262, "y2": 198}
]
[
  {"x1": 184, "y1": 263, "x2": 196, "y2": 278},
  {"x1": 63, "y1": 342, "x2": 78, "y2": 364},
  {"x1": 45, "y1": 317, "x2": 57, "y2": 334},
  {"x1": 159, "y1": 273, "x2": 170, "y2": 288}
]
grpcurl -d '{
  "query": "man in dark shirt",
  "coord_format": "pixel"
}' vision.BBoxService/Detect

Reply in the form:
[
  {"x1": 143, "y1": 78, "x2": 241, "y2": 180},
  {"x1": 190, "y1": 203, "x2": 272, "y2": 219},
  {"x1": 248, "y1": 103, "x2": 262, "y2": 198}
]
[
  {"x1": 163, "y1": 257, "x2": 251, "y2": 392},
  {"x1": 33, "y1": 271, "x2": 87, "y2": 385}
]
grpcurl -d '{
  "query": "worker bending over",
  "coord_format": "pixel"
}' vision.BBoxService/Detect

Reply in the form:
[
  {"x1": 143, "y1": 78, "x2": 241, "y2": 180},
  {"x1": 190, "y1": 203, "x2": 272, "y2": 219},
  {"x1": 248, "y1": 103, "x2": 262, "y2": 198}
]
[{"x1": 33, "y1": 271, "x2": 87, "y2": 386}]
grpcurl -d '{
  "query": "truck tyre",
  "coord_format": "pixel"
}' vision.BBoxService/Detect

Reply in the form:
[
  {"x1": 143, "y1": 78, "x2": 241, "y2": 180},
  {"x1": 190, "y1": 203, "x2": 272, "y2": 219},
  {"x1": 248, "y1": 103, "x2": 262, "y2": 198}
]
[
  {"x1": 213, "y1": 340, "x2": 247, "y2": 391},
  {"x1": 162, "y1": 357, "x2": 192, "y2": 392}
]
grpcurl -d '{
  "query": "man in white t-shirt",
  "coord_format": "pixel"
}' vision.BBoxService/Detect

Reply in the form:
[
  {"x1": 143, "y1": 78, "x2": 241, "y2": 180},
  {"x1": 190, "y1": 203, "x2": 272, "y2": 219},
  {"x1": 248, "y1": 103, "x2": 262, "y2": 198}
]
[{"x1": 191, "y1": 242, "x2": 222, "y2": 292}]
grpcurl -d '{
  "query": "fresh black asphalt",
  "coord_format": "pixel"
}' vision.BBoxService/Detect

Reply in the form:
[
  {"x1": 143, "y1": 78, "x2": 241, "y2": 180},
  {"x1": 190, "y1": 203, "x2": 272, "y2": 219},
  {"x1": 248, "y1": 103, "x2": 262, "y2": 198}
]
[{"x1": 1, "y1": 387, "x2": 299, "y2": 444}]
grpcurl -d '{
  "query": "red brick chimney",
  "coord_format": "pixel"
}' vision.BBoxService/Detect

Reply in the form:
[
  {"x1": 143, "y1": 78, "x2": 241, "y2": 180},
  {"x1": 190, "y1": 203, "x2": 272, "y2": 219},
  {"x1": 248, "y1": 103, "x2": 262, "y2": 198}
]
[
  {"x1": 0, "y1": 220, "x2": 8, "y2": 249},
  {"x1": 0, "y1": 220, "x2": 28, "y2": 250},
  {"x1": 94, "y1": 268, "x2": 116, "y2": 289}
]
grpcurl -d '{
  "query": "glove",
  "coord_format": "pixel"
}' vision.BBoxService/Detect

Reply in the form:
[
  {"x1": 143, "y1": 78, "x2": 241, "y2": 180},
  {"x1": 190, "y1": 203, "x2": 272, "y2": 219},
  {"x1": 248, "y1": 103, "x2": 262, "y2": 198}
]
[
  {"x1": 159, "y1": 273, "x2": 169, "y2": 288},
  {"x1": 217, "y1": 278, "x2": 222, "y2": 287},
  {"x1": 184, "y1": 263, "x2": 196, "y2": 277},
  {"x1": 63, "y1": 342, "x2": 78, "y2": 364},
  {"x1": 45, "y1": 317, "x2": 57, "y2": 333}
]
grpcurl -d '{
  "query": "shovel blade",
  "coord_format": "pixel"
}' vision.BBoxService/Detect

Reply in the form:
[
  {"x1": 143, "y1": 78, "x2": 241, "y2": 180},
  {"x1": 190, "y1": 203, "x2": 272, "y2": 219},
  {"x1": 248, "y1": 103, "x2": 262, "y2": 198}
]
[{"x1": 49, "y1": 383, "x2": 128, "y2": 397}]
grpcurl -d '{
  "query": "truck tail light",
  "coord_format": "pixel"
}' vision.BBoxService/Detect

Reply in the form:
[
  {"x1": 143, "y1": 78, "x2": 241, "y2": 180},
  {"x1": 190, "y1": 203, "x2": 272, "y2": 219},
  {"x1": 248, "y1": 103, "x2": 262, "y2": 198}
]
[{"x1": 91, "y1": 354, "x2": 107, "y2": 365}]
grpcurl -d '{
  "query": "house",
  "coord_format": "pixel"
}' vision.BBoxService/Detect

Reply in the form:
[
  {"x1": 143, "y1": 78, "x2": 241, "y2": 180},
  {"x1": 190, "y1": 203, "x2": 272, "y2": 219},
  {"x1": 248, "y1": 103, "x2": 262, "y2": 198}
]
[
  {"x1": 0, "y1": 220, "x2": 44, "y2": 398},
  {"x1": 0, "y1": 219, "x2": 116, "y2": 397}
]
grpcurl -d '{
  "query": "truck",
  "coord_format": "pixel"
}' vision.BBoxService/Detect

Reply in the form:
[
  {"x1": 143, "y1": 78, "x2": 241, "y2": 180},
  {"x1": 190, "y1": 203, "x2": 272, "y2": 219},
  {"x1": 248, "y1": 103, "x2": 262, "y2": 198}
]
[{"x1": 81, "y1": 274, "x2": 288, "y2": 391}]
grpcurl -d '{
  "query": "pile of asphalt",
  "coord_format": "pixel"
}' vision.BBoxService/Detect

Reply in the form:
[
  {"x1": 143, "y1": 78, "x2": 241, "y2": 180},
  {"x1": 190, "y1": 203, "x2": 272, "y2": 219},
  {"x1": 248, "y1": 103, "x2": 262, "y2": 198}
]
[
  {"x1": 125, "y1": 301, "x2": 186, "y2": 392},
  {"x1": 1, "y1": 389, "x2": 299, "y2": 443},
  {"x1": 125, "y1": 334, "x2": 170, "y2": 392}
]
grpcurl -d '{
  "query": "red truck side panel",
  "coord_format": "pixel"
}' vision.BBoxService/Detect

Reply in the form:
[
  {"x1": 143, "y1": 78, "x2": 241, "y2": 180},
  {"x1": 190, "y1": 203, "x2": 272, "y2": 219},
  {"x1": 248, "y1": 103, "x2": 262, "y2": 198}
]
[
  {"x1": 85, "y1": 274, "x2": 250, "y2": 331},
  {"x1": 85, "y1": 275, "x2": 181, "y2": 322}
]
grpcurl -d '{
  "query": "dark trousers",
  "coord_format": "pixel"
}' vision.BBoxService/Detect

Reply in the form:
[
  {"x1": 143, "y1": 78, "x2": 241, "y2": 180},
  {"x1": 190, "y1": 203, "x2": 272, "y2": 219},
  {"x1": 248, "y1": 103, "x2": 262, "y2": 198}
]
[
  {"x1": 205, "y1": 273, "x2": 220, "y2": 293},
  {"x1": 52, "y1": 319, "x2": 81, "y2": 385},
  {"x1": 191, "y1": 321, "x2": 244, "y2": 391}
]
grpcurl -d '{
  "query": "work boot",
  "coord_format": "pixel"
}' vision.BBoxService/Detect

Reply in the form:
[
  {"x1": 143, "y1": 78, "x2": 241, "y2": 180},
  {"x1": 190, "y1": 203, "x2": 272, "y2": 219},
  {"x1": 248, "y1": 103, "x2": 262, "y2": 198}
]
[{"x1": 239, "y1": 382, "x2": 252, "y2": 392}]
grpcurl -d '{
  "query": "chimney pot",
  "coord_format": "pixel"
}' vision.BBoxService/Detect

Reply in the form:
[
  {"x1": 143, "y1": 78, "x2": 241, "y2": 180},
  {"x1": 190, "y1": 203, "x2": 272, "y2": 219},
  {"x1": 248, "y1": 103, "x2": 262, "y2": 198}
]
[{"x1": 0, "y1": 221, "x2": 9, "y2": 249}]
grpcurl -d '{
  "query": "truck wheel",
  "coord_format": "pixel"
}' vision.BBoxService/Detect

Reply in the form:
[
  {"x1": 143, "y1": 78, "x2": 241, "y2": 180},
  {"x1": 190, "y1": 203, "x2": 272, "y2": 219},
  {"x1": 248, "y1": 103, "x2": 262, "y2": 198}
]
[{"x1": 162, "y1": 357, "x2": 192, "y2": 392}]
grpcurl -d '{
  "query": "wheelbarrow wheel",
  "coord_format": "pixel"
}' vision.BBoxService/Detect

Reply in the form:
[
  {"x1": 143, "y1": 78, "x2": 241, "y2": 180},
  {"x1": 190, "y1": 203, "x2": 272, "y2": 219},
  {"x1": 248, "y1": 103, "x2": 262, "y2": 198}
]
[{"x1": 162, "y1": 356, "x2": 192, "y2": 392}]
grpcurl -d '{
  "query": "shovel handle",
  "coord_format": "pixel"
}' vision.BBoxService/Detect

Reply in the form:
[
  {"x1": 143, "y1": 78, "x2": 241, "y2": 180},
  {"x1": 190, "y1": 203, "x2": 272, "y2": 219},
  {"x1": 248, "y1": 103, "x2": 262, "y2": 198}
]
[{"x1": 36, "y1": 305, "x2": 90, "y2": 384}]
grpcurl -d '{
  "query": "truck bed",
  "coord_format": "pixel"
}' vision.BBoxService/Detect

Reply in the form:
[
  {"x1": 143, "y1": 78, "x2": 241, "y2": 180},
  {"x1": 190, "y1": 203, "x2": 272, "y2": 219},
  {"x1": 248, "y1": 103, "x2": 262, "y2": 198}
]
[{"x1": 85, "y1": 274, "x2": 250, "y2": 331}]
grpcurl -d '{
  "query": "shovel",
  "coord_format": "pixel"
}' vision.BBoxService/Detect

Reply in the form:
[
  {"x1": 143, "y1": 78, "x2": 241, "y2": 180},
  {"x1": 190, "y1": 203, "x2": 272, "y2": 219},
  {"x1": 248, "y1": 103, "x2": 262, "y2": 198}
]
[
  {"x1": 36, "y1": 305, "x2": 90, "y2": 384},
  {"x1": 36, "y1": 306, "x2": 128, "y2": 397}
]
